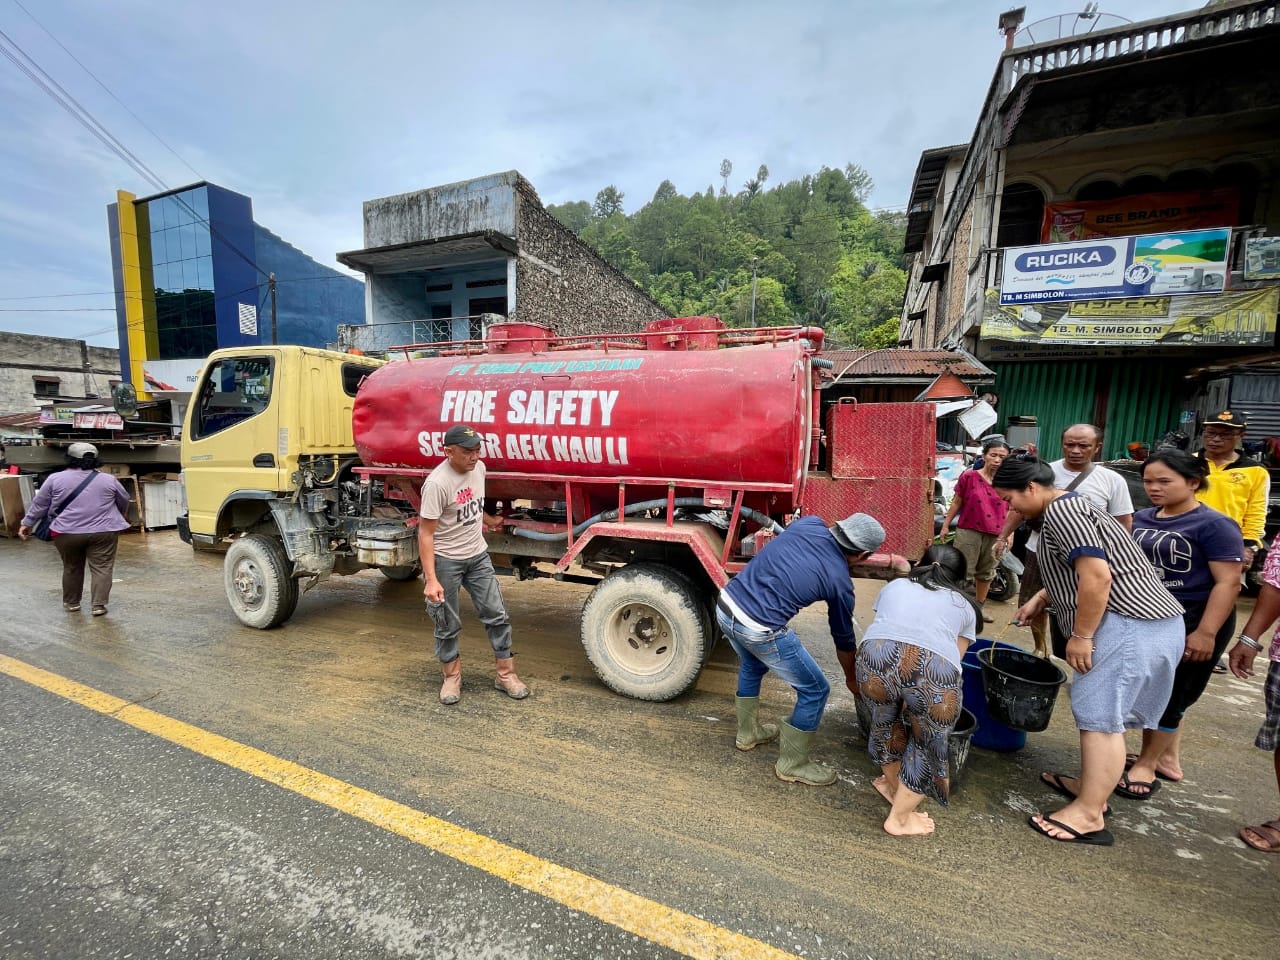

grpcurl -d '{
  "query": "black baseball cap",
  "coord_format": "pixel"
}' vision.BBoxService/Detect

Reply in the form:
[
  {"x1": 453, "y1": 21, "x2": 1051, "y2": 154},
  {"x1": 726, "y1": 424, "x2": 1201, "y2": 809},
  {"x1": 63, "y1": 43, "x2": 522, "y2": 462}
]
[
  {"x1": 443, "y1": 425, "x2": 482, "y2": 449},
  {"x1": 1202, "y1": 409, "x2": 1248, "y2": 430}
]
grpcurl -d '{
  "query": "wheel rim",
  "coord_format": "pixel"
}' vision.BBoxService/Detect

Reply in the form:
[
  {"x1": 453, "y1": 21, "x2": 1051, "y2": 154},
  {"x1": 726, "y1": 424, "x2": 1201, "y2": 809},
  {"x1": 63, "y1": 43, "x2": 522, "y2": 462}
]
[
  {"x1": 601, "y1": 602, "x2": 676, "y2": 677},
  {"x1": 231, "y1": 556, "x2": 267, "y2": 611}
]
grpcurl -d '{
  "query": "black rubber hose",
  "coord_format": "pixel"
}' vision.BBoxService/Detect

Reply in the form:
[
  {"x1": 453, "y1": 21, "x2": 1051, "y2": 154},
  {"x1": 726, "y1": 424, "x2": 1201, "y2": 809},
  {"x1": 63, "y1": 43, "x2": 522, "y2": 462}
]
[{"x1": 509, "y1": 497, "x2": 783, "y2": 540}]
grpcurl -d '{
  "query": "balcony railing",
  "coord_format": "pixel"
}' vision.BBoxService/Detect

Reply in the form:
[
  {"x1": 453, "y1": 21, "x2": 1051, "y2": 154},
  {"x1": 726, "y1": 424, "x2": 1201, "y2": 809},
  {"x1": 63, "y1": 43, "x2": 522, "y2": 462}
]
[{"x1": 1002, "y1": 1, "x2": 1277, "y2": 94}]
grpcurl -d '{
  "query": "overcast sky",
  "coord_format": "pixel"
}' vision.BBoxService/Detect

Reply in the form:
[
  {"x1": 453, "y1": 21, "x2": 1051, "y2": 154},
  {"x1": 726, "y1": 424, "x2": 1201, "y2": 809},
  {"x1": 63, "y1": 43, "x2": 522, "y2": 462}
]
[{"x1": 0, "y1": 0, "x2": 1196, "y2": 346}]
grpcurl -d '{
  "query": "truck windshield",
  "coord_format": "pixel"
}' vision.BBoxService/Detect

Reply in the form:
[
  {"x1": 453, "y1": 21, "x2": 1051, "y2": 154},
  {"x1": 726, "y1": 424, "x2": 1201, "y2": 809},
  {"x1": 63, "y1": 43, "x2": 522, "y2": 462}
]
[{"x1": 192, "y1": 356, "x2": 274, "y2": 439}]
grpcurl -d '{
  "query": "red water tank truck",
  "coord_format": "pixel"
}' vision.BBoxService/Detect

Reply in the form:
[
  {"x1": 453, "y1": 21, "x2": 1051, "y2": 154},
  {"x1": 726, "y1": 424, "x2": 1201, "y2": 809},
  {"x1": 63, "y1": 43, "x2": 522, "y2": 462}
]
[{"x1": 182, "y1": 317, "x2": 936, "y2": 700}]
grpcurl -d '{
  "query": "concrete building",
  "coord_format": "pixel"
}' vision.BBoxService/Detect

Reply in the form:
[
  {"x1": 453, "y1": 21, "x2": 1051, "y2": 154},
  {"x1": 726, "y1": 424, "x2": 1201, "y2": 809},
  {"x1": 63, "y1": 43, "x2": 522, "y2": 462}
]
[
  {"x1": 900, "y1": 2, "x2": 1280, "y2": 456},
  {"x1": 108, "y1": 182, "x2": 365, "y2": 400},
  {"x1": 336, "y1": 171, "x2": 669, "y2": 352},
  {"x1": 0, "y1": 331, "x2": 120, "y2": 415}
]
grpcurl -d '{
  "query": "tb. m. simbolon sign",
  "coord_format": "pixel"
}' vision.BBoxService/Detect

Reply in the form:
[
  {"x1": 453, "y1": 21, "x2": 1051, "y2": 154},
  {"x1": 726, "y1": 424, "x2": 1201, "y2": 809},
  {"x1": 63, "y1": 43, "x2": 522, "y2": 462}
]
[{"x1": 999, "y1": 228, "x2": 1231, "y2": 306}]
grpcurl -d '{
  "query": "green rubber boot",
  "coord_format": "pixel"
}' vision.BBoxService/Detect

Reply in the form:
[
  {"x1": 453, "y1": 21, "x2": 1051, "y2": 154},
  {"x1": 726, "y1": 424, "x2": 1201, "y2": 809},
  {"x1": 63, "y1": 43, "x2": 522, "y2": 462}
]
[
  {"x1": 734, "y1": 696, "x2": 780, "y2": 751},
  {"x1": 775, "y1": 719, "x2": 837, "y2": 786}
]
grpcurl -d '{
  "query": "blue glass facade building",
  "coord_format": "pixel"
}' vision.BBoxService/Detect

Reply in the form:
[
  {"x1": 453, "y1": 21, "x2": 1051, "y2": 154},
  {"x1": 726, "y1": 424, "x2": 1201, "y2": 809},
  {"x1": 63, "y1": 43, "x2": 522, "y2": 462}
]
[{"x1": 108, "y1": 182, "x2": 364, "y2": 393}]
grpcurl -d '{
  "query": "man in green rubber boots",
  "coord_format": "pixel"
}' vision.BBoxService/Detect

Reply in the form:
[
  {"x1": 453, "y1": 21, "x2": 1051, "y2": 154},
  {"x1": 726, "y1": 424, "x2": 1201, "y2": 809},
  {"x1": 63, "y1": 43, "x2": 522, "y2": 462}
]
[{"x1": 714, "y1": 513, "x2": 885, "y2": 785}]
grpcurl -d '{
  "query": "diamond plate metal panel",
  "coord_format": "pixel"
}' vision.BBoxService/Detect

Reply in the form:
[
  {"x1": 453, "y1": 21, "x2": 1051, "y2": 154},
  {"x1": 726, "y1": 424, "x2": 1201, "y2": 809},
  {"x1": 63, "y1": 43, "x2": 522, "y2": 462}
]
[
  {"x1": 827, "y1": 401, "x2": 936, "y2": 480},
  {"x1": 800, "y1": 474, "x2": 933, "y2": 560}
]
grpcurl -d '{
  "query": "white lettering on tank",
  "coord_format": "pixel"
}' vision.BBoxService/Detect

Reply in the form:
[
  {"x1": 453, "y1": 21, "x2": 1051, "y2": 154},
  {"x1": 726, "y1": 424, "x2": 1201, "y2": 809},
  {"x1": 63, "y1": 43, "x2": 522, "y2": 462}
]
[
  {"x1": 551, "y1": 436, "x2": 569, "y2": 460},
  {"x1": 507, "y1": 390, "x2": 527, "y2": 424},
  {"x1": 596, "y1": 390, "x2": 618, "y2": 426},
  {"x1": 418, "y1": 430, "x2": 447, "y2": 458}
]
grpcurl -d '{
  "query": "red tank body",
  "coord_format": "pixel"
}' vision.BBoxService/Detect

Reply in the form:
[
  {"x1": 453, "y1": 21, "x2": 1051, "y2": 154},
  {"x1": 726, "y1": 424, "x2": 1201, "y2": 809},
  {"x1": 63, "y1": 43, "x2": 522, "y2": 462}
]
[{"x1": 352, "y1": 332, "x2": 814, "y2": 515}]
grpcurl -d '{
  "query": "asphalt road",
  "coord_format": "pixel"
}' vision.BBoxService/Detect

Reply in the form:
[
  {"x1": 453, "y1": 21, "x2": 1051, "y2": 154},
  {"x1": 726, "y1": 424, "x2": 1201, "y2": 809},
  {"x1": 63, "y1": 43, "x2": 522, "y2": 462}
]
[{"x1": 1, "y1": 531, "x2": 1277, "y2": 959}]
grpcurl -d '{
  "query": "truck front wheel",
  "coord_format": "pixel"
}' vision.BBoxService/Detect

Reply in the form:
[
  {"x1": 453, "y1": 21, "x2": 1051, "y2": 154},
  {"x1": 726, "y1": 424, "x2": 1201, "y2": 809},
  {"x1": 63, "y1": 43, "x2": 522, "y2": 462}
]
[
  {"x1": 580, "y1": 563, "x2": 708, "y2": 701},
  {"x1": 225, "y1": 534, "x2": 299, "y2": 629}
]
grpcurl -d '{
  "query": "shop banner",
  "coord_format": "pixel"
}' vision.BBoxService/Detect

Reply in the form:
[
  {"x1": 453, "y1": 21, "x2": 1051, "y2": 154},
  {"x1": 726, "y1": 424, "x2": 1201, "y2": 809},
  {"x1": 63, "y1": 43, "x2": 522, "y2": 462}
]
[
  {"x1": 999, "y1": 228, "x2": 1230, "y2": 306},
  {"x1": 1041, "y1": 188, "x2": 1238, "y2": 243},
  {"x1": 1244, "y1": 236, "x2": 1280, "y2": 280},
  {"x1": 981, "y1": 287, "x2": 1277, "y2": 347}
]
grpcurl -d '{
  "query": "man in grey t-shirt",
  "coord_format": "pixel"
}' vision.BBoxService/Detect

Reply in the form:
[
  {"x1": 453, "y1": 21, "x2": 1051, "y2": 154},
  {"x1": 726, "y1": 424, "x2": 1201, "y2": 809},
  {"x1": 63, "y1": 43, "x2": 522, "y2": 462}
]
[{"x1": 418, "y1": 424, "x2": 529, "y2": 705}]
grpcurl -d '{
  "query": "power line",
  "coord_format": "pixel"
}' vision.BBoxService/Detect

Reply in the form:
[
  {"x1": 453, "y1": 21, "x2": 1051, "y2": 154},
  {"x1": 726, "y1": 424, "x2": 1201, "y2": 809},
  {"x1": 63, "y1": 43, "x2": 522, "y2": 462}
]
[
  {"x1": 0, "y1": 291, "x2": 114, "y2": 301},
  {"x1": 10, "y1": 0, "x2": 203, "y2": 182},
  {"x1": 0, "y1": 27, "x2": 266, "y2": 280}
]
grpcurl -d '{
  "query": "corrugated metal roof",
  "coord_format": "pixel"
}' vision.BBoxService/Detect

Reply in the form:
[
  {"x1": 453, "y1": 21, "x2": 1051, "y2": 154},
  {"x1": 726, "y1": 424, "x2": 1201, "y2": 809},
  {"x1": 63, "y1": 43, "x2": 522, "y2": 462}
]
[
  {"x1": 0, "y1": 411, "x2": 43, "y2": 430},
  {"x1": 824, "y1": 349, "x2": 994, "y2": 380}
]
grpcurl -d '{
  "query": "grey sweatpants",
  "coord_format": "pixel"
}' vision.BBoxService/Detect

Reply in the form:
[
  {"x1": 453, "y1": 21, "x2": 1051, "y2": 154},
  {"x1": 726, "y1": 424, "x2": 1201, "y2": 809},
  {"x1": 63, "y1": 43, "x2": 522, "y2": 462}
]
[{"x1": 426, "y1": 551, "x2": 512, "y2": 663}]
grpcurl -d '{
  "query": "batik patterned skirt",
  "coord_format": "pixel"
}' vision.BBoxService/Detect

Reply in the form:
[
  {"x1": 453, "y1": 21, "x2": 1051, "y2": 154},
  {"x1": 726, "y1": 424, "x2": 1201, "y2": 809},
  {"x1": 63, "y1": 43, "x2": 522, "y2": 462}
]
[{"x1": 856, "y1": 636, "x2": 962, "y2": 805}]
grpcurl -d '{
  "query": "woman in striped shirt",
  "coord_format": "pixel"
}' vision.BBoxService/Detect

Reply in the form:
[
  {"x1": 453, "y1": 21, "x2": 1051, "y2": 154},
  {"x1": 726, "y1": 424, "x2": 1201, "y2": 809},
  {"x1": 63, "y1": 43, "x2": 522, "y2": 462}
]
[{"x1": 993, "y1": 455, "x2": 1184, "y2": 847}]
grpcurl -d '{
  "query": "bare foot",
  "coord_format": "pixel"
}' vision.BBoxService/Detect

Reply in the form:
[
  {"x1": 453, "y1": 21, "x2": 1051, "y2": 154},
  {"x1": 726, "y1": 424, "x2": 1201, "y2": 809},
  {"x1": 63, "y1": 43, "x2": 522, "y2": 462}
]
[
  {"x1": 872, "y1": 775, "x2": 896, "y2": 805},
  {"x1": 884, "y1": 811, "x2": 935, "y2": 836},
  {"x1": 1155, "y1": 760, "x2": 1184, "y2": 782}
]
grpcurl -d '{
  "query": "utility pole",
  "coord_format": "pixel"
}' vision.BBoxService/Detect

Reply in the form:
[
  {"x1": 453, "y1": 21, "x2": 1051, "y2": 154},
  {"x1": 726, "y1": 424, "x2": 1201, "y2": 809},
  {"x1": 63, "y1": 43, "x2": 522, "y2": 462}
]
[
  {"x1": 269, "y1": 272, "x2": 278, "y2": 345},
  {"x1": 750, "y1": 257, "x2": 759, "y2": 327}
]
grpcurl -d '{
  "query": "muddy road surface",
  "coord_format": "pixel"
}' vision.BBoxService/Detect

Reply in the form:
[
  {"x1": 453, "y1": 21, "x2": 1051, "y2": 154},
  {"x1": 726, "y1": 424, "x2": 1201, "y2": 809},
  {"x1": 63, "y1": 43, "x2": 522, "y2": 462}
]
[{"x1": 1, "y1": 531, "x2": 1277, "y2": 959}]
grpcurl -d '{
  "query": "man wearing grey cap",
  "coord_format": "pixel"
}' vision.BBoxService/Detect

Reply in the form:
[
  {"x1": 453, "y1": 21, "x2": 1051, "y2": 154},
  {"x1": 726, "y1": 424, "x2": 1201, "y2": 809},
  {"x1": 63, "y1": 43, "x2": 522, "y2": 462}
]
[
  {"x1": 418, "y1": 424, "x2": 528, "y2": 705},
  {"x1": 715, "y1": 512, "x2": 885, "y2": 786},
  {"x1": 18, "y1": 442, "x2": 132, "y2": 616}
]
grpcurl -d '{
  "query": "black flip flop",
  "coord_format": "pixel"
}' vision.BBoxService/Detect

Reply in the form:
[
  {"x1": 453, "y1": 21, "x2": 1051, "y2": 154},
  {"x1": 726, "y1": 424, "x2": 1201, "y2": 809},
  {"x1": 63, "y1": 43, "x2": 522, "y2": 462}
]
[
  {"x1": 1114, "y1": 774, "x2": 1161, "y2": 800},
  {"x1": 1027, "y1": 813, "x2": 1114, "y2": 846},
  {"x1": 1124, "y1": 753, "x2": 1183, "y2": 782},
  {"x1": 1040, "y1": 772, "x2": 1112, "y2": 816}
]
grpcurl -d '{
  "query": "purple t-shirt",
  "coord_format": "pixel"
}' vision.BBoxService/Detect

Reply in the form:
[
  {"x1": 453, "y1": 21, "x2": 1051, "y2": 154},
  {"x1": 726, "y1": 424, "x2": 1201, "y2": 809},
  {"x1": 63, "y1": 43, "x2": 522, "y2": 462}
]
[
  {"x1": 953, "y1": 469, "x2": 1008, "y2": 536},
  {"x1": 1131, "y1": 504, "x2": 1243, "y2": 606},
  {"x1": 22, "y1": 468, "x2": 132, "y2": 535}
]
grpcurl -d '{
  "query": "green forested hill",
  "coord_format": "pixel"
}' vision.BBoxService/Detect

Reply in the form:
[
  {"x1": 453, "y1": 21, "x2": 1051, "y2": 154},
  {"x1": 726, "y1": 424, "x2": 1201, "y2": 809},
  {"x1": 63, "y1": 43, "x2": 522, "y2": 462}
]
[{"x1": 547, "y1": 161, "x2": 908, "y2": 348}]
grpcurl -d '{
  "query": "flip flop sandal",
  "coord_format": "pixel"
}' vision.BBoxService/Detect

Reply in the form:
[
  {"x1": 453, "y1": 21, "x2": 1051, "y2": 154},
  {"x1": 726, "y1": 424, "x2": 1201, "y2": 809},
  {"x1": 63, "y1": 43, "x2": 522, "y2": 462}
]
[
  {"x1": 1027, "y1": 813, "x2": 1115, "y2": 846},
  {"x1": 1238, "y1": 821, "x2": 1280, "y2": 853},
  {"x1": 1114, "y1": 774, "x2": 1161, "y2": 800},
  {"x1": 1041, "y1": 772, "x2": 1113, "y2": 816},
  {"x1": 1124, "y1": 754, "x2": 1183, "y2": 782}
]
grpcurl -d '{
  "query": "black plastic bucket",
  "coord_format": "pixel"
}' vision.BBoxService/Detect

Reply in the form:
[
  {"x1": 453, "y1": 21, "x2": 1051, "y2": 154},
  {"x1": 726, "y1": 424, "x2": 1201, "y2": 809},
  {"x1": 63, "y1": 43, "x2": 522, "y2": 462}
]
[
  {"x1": 948, "y1": 708, "x2": 977, "y2": 787},
  {"x1": 852, "y1": 697, "x2": 977, "y2": 787},
  {"x1": 978, "y1": 646, "x2": 1067, "y2": 732}
]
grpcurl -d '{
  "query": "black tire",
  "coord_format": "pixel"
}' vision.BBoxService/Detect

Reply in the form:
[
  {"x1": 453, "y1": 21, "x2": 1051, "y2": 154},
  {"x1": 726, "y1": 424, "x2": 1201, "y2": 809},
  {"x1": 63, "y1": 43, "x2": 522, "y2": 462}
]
[
  {"x1": 987, "y1": 565, "x2": 1011, "y2": 602},
  {"x1": 379, "y1": 564, "x2": 421, "y2": 582},
  {"x1": 1243, "y1": 547, "x2": 1267, "y2": 598},
  {"x1": 580, "y1": 562, "x2": 709, "y2": 701},
  {"x1": 224, "y1": 534, "x2": 299, "y2": 629}
]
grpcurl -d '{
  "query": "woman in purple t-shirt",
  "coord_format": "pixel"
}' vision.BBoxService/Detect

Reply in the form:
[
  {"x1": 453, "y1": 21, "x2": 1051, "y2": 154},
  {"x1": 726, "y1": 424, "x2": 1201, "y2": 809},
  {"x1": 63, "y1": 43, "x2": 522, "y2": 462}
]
[
  {"x1": 940, "y1": 436, "x2": 1010, "y2": 621},
  {"x1": 1124, "y1": 450, "x2": 1243, "y2": 796}
]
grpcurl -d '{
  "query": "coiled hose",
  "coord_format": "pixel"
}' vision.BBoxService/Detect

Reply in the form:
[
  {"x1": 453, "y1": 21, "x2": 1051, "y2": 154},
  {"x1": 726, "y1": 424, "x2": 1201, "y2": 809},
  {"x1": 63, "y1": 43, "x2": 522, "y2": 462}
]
[{"x1": 509, "y1": 497, "x2": 783, "y2": 541}]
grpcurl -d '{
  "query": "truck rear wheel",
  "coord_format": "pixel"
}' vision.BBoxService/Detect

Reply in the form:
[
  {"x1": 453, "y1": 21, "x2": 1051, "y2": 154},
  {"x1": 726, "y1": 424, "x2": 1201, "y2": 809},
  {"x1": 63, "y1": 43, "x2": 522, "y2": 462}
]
[
  {"x1": 580, "y1": 563, "x2": 708, "y2": 701},
  {"x1": 225, "y1": 534, "x2": 299, "y2": 629}
]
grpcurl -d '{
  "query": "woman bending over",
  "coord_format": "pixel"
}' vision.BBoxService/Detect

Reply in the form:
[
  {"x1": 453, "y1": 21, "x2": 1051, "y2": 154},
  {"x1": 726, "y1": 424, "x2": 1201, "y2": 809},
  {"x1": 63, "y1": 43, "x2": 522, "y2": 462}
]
[{"x1": 856, "y1": 544, "x2": 980, "y2": 837}]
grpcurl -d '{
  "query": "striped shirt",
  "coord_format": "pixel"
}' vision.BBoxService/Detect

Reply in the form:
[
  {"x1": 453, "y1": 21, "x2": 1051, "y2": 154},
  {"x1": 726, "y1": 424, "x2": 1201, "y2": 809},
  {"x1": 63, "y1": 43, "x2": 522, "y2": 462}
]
[{"x1": 1038, "y1": 492, "x2": 1183, "y2": 636}]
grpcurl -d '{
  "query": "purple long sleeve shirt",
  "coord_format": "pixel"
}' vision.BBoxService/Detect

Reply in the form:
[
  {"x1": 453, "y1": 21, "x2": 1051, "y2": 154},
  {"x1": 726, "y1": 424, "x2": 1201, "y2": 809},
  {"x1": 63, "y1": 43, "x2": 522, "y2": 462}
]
[{"x1": 22, "y1": 468, "x2": 132, "y2": 535}]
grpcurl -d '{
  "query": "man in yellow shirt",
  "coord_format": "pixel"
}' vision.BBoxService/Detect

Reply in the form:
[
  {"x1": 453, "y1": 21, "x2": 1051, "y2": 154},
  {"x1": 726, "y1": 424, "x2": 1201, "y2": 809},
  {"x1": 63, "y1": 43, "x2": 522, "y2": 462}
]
[{"x1": 1195, "y1": 409, "x2": 1271, "y2": 564}]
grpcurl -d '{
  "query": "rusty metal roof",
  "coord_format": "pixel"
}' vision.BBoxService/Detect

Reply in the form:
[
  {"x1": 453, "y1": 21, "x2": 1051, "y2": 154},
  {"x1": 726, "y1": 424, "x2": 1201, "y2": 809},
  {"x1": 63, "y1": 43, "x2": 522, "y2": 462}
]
[
  {"x1": 823, "y1": 348, "x2": 993, "y2": 380},
  {"x1": 0, "y1": 411, "x2": 43, "y2": 430}
]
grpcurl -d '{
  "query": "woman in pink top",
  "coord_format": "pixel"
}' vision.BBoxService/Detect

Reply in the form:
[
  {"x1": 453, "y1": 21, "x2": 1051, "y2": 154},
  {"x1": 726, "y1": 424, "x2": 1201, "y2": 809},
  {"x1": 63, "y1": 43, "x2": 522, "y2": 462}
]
[{"x1": 940, "y1": 436, "x2": 1010, "y2": 621}]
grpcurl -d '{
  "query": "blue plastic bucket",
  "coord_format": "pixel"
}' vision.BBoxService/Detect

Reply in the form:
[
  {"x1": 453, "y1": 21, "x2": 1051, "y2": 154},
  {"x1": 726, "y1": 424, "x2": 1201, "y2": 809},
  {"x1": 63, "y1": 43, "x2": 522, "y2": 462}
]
[{"x1": 962, "y1": 638, "x2": 1028, "y2": 751}]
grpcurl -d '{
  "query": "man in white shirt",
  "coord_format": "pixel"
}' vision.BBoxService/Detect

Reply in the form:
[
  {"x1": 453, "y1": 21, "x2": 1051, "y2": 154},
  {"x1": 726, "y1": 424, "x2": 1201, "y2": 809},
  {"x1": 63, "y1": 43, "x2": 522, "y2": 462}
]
[{"x1": 996, "y1": 424, "x2": 1133, "y2": 656}]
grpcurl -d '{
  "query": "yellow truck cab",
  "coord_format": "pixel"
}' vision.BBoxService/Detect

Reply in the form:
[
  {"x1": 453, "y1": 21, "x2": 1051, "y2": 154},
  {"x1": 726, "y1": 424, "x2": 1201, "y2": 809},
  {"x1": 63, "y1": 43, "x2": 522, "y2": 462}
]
[{"x1": 181, "y1": 346, "x2": 393, "y2": 625}]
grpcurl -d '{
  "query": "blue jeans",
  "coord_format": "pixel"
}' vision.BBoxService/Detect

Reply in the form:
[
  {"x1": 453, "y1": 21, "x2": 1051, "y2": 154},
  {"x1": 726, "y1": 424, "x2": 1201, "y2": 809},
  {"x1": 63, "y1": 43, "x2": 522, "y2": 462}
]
[
  {"x1": 426, "y1": 552, "x2": 512, "y2": 664},
  {"x1": 715, "y1": 604, "x2": 831, "y2": 732}
]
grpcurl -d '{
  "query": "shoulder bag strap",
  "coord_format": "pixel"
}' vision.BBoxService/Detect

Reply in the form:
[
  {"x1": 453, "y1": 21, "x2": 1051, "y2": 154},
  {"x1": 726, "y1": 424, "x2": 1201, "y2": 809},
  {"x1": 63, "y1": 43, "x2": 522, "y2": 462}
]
[
  {"x1": 1062, "y1": 462, "x2": 1094, "y2": 494},
  {"x1": 48, "y1": 471, "x2": 100, "y2": 522}
]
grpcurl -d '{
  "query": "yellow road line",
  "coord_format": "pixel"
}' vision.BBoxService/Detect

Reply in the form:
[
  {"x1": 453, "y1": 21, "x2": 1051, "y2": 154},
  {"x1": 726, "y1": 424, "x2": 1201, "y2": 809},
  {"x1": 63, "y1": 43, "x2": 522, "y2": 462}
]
[{"x1": 0, "y1": 654, "x2": 799, "y2": 960}]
